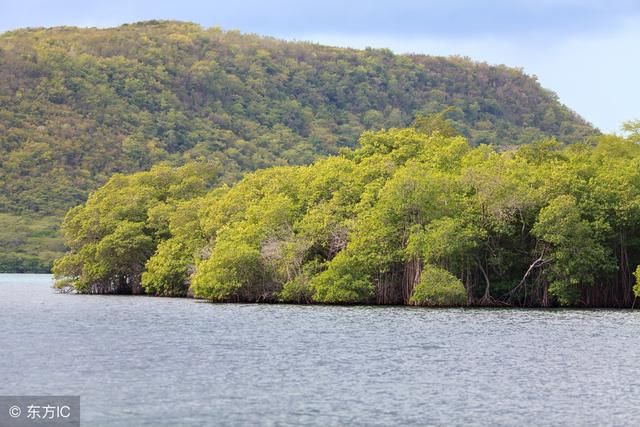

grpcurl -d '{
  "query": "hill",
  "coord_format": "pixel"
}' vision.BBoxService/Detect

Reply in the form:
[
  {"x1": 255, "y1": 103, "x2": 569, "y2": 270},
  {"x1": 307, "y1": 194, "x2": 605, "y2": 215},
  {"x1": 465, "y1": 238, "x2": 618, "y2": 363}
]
[{"x1": 0, "y1": 20, "x2": 596, "y2": 271}]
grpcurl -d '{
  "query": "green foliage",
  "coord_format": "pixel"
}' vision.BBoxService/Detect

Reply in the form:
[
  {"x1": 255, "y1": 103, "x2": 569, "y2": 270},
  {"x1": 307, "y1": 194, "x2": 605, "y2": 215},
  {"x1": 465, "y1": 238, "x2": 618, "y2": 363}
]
[
  {"x1": 278, "y1": 260, "x2": 324, "y2": 303},
  {"x1": 55, "y1": 122, "x2": 640, "y2": 307},
  {"x1": 191, "y1": 241, "x2": 265, "y2": 301},
  {"x1": 141, "y1": 197, "x2": 207, "y2": 296},
  {"x1": 0, "y1": 21, "x2": 597, "y2": 271},
  {"x1": 413, "y1": 108, "x2": 460, "y2": 137},
  {"x1": 0, "y1": 213, "x2": 65, "y2": 272},
  {"x1": 309, "y1": 251, "x2": 376, "y2": 304},
  {"x1": 407, "y1": 217, "x2": 485, "y2": 273},
  {"x1": 533, "y1": 195, "x2": 614, "y2": 305},
  {"x1": 52, "y1": 163, "x2": 217, "y2": 293},
  {"x1": 410, "y1": 265, "x2": 467, "y2": 306},
  {"x1": 142, "y1": 238, "x2": 193, "y2": 297},
  {"x1": 622, "y1": 120, "x2": 640, "y2": 142}
]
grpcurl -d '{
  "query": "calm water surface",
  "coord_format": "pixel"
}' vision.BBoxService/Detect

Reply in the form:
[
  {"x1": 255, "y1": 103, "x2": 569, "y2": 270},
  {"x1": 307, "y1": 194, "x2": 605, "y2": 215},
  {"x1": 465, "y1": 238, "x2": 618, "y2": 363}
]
[{"x1": 1, "y1": 274, "x2": 640, "y2": 426}]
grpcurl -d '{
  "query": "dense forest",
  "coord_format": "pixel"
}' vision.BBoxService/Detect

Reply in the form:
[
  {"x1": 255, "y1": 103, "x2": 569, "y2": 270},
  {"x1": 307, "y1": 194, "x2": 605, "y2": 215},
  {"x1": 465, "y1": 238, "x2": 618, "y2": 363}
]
[
  {"x1": 0, "y1": 20, "x2": 597, "y2": 272},
  {"x1": 54, "y1": 118, "x2": 640, "y2": 307}
]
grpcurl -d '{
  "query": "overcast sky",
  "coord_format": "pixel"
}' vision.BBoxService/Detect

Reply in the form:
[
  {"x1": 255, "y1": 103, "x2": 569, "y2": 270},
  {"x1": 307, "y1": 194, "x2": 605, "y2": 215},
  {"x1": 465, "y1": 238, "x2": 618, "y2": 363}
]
[{"x1": 2, "y1": 0, "x2": 638, "y2": 132}]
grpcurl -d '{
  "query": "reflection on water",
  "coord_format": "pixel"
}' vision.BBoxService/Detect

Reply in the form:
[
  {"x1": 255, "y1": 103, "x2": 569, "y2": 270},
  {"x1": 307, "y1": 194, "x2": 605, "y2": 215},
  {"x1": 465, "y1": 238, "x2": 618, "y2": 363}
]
[{"x1": 1, "y1": 274, "x2": 640, "y2": 426}]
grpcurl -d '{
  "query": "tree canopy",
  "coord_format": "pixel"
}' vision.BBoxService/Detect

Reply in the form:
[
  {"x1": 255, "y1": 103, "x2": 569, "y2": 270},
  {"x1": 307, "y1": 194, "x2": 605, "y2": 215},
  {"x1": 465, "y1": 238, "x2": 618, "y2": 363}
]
[{"x1": 54, "y1": 123, "x2": 640, "y2": 307}]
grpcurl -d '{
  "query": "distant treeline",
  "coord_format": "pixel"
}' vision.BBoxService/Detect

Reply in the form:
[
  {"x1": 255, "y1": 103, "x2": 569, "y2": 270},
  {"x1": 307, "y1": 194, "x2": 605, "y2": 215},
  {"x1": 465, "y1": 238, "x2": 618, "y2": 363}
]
[
  {"x1": 0, "y1": 21, "x2": 596, "y2": 272},
  {"x1": 54, "y1": 119, "x2": 640, "y2": 307}
]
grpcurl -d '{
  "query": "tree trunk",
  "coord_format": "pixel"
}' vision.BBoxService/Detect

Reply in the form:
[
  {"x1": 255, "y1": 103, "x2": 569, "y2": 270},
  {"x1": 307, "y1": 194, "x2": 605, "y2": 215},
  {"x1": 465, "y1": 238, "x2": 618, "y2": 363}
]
[
  {"x1": 541, "y1": 281, "x2": 550, "y2": 307},
  {"x1": 477, "y1": 260, "x2": 493, "y2": 305}
]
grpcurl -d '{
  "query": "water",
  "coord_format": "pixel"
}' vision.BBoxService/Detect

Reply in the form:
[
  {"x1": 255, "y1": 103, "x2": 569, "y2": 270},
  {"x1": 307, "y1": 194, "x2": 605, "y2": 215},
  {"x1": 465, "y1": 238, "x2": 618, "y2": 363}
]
[{"x1": 1, "y1": 274, "x2": 640, "y2": 426}]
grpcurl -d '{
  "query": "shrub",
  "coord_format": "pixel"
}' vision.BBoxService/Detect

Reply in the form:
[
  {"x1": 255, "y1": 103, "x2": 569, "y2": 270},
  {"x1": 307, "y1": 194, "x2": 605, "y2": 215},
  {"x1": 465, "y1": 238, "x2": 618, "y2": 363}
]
[{"x1": 410, "y1": 265, "x2": 466, "y2": 306}]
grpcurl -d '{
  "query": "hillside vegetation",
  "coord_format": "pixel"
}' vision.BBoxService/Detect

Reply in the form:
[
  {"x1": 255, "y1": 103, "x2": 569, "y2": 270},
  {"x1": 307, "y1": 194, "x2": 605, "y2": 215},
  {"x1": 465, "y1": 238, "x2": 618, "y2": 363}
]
[
  {"x1": 0, "y1": 21, "x2": 596, "y2": 271},
  {"x1": 54, "y1": 122, "x2": 640, "y2": 308}
]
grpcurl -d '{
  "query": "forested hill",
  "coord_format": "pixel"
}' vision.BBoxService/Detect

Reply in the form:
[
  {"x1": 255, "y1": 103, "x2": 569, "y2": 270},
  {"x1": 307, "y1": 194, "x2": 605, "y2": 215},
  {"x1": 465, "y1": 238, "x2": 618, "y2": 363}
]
[{"x1": 0, "y1": 20, "x2": 596, "y2": 272}]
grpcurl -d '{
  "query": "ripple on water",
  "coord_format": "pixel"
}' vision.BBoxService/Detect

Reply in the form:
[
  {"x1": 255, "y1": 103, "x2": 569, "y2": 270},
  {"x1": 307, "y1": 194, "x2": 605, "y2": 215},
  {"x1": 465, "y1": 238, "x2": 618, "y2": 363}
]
[{"x1": 1, "y1": 274, "x2": 640, "y2": 426}]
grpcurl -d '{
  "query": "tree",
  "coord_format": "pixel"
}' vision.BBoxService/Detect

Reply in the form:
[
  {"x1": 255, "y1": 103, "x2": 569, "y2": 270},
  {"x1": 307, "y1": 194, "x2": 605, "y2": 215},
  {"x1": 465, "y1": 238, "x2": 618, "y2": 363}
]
[
  {"x1": 622, "y1": 120, "x2": 640, "y2": 143},
  {"x1": 413, "y1": 107, "x2": 460, "y2": 137},
  {"x1": 532, "y1": 195, "x2": 613, "y2": 306}
]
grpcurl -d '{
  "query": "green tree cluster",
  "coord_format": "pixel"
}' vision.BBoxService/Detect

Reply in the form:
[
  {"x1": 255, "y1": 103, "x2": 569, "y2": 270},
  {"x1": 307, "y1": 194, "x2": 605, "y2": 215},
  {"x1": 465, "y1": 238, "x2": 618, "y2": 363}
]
[
  {"x1": 55, "y1": 122, "x2": 640, "y2": 307},
  {"x1": 53, "y1": 162, "x2": 217, "y2": 293},
  {"x1": 0, "y1": 21, "x2": 596, "y2": 271}
]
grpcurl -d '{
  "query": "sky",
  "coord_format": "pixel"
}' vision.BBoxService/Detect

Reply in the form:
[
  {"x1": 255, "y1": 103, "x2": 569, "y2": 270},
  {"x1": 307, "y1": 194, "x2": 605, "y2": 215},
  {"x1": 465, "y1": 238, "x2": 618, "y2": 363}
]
[{"x1": 2, "y1": 0, "x2": 639, "y2": 133}]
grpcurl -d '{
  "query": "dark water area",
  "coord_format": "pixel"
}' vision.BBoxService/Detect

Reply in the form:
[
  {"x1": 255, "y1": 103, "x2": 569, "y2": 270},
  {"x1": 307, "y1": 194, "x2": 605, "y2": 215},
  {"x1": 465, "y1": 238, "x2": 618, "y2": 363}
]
[{"x1": 1, "y1": 274, "x2": 640, "y2": 426}]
